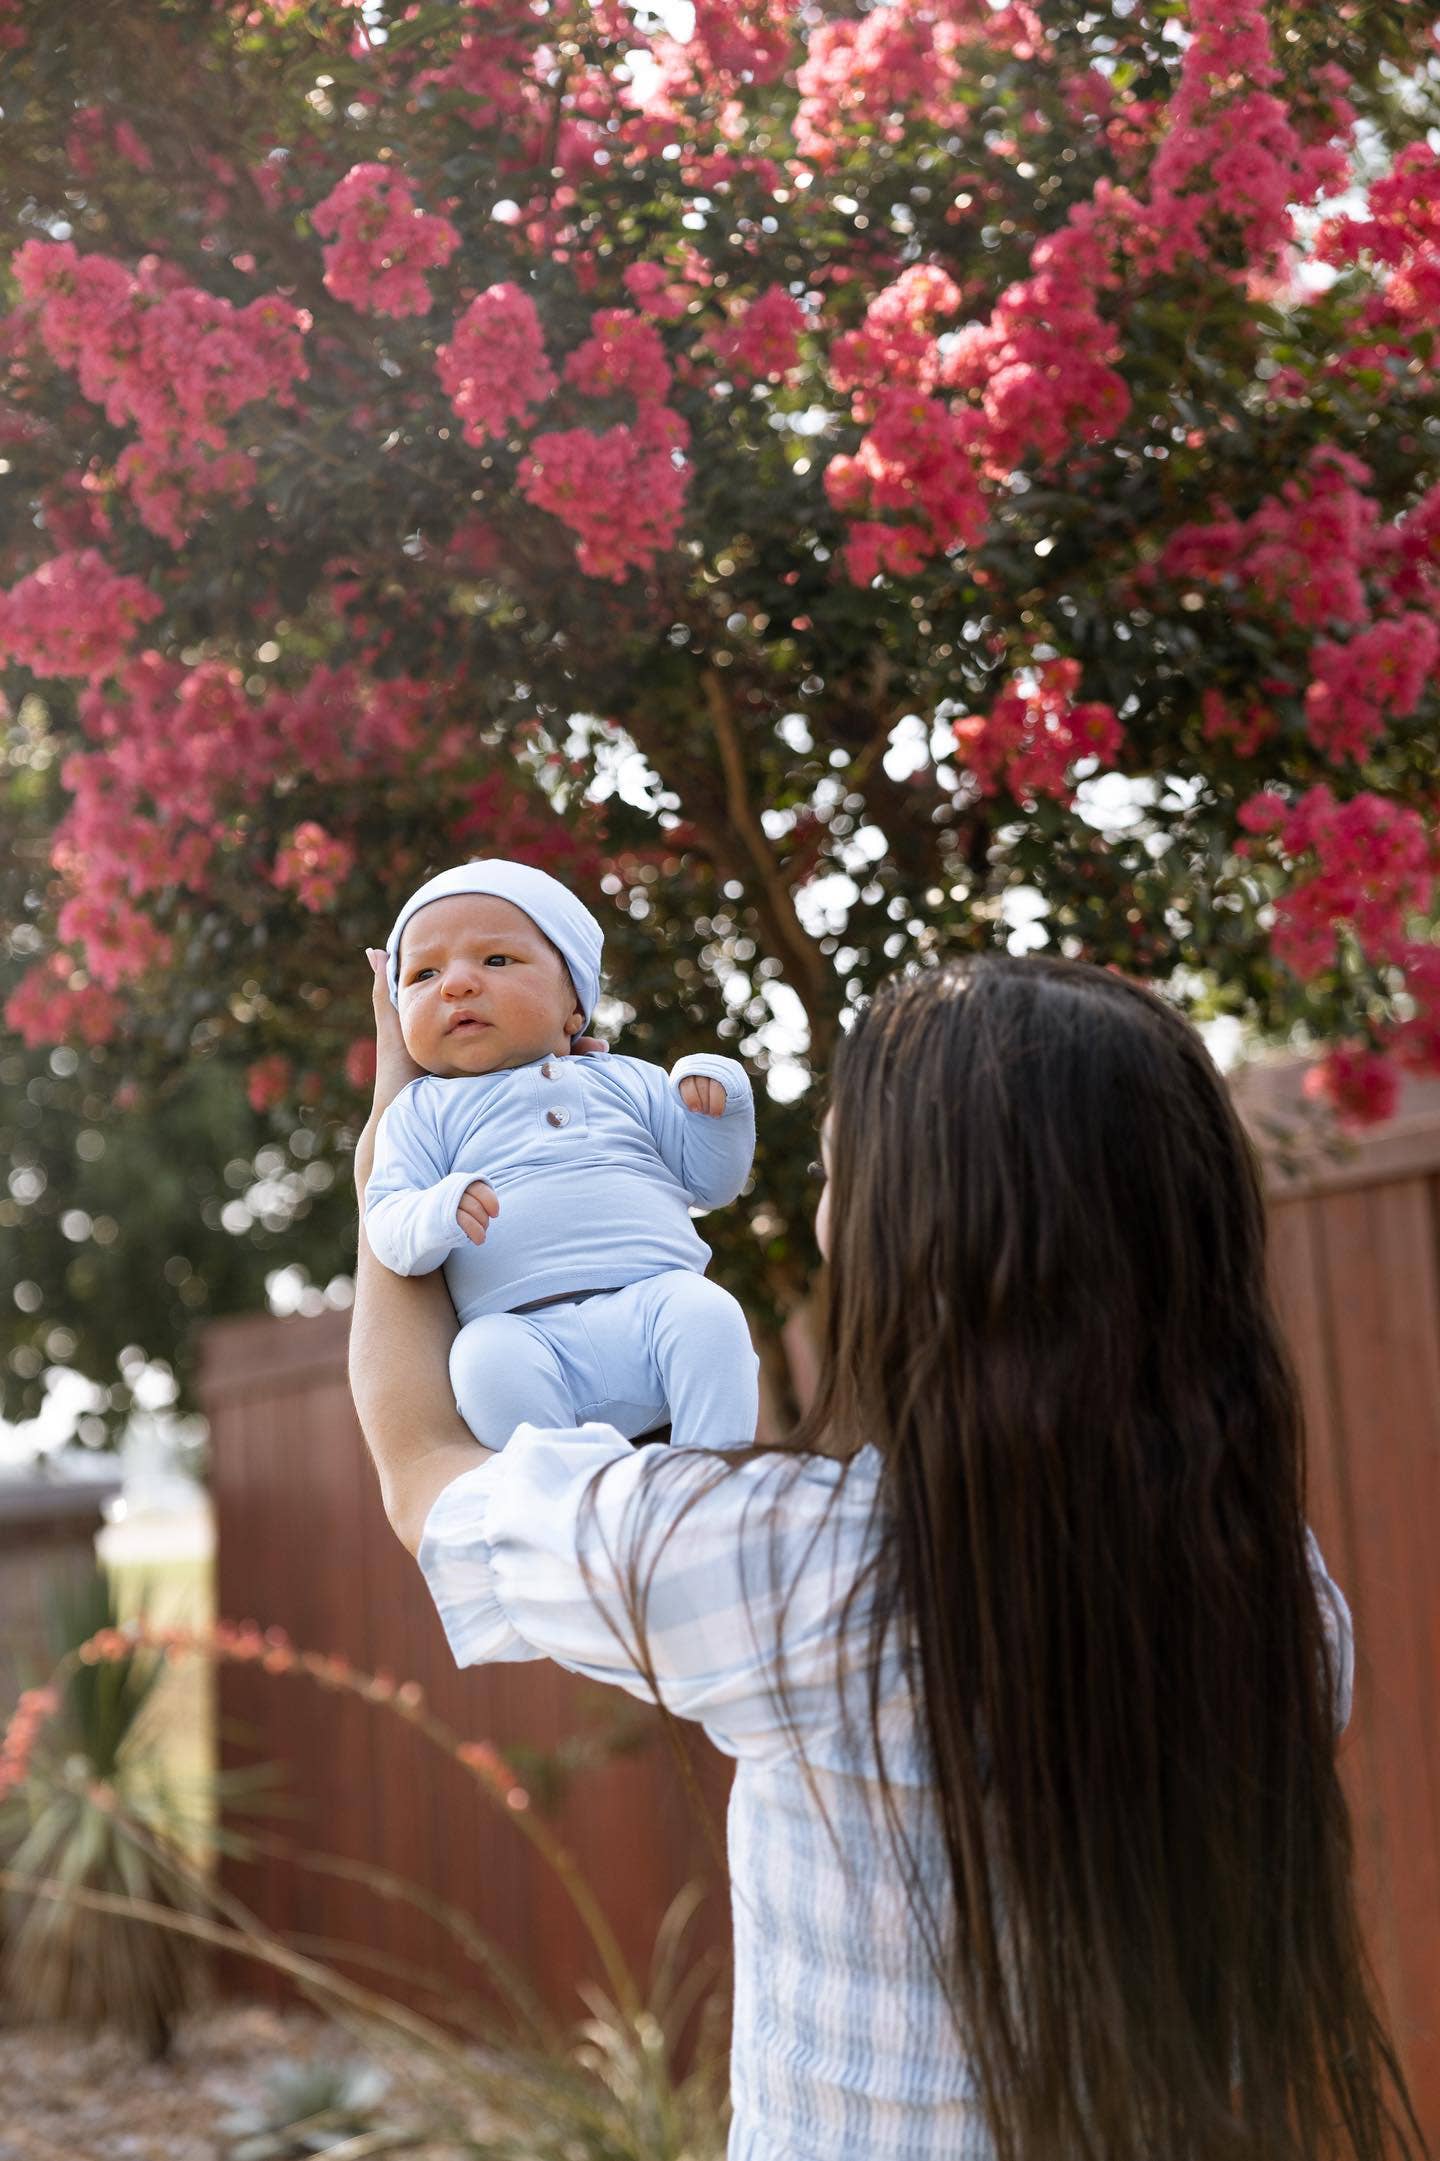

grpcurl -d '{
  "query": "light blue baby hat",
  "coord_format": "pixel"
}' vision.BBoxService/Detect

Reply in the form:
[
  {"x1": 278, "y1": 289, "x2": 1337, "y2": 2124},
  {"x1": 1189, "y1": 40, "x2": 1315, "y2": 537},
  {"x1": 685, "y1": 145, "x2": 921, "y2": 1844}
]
[{"x1": 385, "y1": 860, "x2": 604, "y2": 1025}]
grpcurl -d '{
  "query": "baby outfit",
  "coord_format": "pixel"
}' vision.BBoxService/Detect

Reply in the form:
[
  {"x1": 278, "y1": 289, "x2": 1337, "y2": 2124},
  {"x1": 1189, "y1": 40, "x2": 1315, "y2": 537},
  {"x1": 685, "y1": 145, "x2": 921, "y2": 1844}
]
[{"x1": 367, "y1": 860, "x2": 760, "y2": 1453}]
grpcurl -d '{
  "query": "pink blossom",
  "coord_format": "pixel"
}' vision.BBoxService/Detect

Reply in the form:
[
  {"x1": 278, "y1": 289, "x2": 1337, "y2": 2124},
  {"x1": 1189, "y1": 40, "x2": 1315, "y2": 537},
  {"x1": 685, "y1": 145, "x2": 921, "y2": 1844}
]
[
  {"x1": 951, "y1": 661, "x2": 1124, "y2": 805},
  {"x1": 12, "y1": 241, "x2": 308, "y2": 541},
  {"x1": 1391, "y1": 942, "x2": 1440, "y2": 1076},
  {"x1": 842, "y1": 520, "x2": 936, "y2": 585},
  {"x1": 55, "y1": 887, "x2": 171, "y2": 990},
  {"x1": 1242, "y1": 447, "x2": 1377, "y2": 629},
  {"x1": 621, "y1": 260, "x2": 693, "y2": 322},
  {"x1": 793, "y1": 0, "x2": 1042, "y2": 166},
  {"x1": 1238, "y1": 785, "x2": 1433, "y2": 980},
  {"x1": 1303, "y1": 1043, "x2": 1399, "y2": 1129},
  {"x1": 0, "y1": 550, "x2": 160, "y2": 682},
  {"x1": 1139, "y1": 0, "x2": 1308, "y2": 271},
  {"x1": 310, "y1": 163, "x2": 460, "y2": 317},
  {"x1": 436, "y1": 283, "x2": 556, "y2": 446},
  {"x1": 273, "y1": 821, "x2": 356, "y2": 911},
  {"x1": 3, "y1": 956, "x2": 123, "y2": 1052},
  {"x1": 247, "y1": 1055, "x2": 293, "y2": 1113},
  {"x1": 519, "y1": 407, "x2": 690, "y2": 581},
  {"x1": 564, "y1": 308, "x2": 672, "y2": 407},
  {"x1": 828, "y1": 263, "x2": 962, "y2": 415},
  {"x1": 941, "y1": 203, "x2": 1129, "y2": 473},
  {"x1": 1320, "y1": 142, "x2": 1440, "y2": 335},
  {"x1": 344, "y1": 1036, "x2": 378, "y2": 1094},
  {"x1": 707, "y1": 287, "x2": 806, "y2": 382},
  {"x1": 1200, "y1": 689, "x2": 1275, "y2": 759},
  {"x1": 827, "y1": 389, "x2": 986, "y2": 581},
  {"x1": 1304, "y1": 616, "x2": 1439, "y2": 762}
]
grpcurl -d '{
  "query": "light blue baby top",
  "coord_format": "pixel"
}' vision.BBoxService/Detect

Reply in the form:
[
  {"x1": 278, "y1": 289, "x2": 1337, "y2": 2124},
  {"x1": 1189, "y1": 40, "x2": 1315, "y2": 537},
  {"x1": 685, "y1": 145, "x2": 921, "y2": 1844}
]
[
  {"x1": 363, "y1": 1051, "x2": 754, "y2": 1322},
  {"x1": 419, "y1": 1423, "x2": 1358, "y2": 2161}
]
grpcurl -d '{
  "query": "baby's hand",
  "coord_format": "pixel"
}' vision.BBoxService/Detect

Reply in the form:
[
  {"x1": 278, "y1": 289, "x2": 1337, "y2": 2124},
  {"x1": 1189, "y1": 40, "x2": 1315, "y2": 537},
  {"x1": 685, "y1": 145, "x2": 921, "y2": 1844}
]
[
  {"x1": 456, "y1": 1179, "x2": 500, "y2": 1245},
  {"x1": 678, "y1": 1075, "x2": 726, "y2": 1118}
]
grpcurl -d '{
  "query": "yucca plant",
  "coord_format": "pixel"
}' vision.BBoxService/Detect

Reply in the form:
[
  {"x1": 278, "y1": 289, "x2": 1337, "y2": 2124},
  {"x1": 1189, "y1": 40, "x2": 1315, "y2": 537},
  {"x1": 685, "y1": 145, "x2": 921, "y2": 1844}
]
[
  {"x1": 0, "y1": 1565, "x2": 211, "y2": 2055},
  {"x1": 219, "y1": 2054, "x2": 399, "y2": 2160}
]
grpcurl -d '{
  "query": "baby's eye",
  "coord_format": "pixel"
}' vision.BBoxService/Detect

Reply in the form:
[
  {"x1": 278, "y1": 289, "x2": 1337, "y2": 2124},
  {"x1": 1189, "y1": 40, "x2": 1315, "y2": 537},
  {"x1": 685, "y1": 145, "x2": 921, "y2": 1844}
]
[{"x1": 483, "y1": 954, "x2": 512, "y2": 967}]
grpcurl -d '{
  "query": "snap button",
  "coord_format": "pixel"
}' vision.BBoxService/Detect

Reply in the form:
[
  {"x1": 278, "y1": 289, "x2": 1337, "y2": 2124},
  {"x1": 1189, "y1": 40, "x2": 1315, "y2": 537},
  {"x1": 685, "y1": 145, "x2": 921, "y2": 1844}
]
[
  {"x1": 545, "y1": 1107, "x2": 571, "y2": 1129},
  {"x1": 540, "y1": 1061, "x2": 555, "y2": 1079}
]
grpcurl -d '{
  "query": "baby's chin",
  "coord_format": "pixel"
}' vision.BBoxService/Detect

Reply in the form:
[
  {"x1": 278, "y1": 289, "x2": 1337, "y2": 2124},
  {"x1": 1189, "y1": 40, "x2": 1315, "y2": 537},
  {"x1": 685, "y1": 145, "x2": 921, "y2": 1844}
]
[{"x1": 409, "y1": 1027, "x2": 555, "y2": 1078}]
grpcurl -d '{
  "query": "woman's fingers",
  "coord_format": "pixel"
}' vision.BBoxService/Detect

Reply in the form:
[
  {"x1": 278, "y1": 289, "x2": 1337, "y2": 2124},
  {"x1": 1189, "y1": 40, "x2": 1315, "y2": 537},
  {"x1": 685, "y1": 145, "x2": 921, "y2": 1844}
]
[{"x1": 354, "y1": 950, "x2": 428, "y2": 1197}]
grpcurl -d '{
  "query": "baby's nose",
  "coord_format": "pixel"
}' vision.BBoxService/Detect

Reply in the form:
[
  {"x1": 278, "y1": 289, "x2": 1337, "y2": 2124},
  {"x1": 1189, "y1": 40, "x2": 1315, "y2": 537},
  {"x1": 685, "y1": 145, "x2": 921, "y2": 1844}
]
[{"x1": 440, "y1": 962, "x2": 481, "y2": 995}]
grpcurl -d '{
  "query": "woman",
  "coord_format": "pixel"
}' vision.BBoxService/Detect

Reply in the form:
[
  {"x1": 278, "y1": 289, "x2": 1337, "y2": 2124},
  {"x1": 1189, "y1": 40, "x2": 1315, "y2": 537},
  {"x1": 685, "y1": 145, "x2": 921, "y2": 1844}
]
[{"x1": 350, "y1": 948, "x2": 1424, "y2": 2161}]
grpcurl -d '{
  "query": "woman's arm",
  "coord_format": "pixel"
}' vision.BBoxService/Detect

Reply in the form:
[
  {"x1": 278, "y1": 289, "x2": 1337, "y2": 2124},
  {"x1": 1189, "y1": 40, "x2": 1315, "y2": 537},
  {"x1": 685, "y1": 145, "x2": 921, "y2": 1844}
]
[{"x1": 350, "y1": 950, "x2": 494, "y2": 1556}]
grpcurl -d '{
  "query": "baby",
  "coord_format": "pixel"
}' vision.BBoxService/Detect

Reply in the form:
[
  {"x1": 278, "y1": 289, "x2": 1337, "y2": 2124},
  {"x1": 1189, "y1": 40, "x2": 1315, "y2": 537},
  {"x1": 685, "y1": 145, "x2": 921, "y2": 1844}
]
[{"x1": 364, "y1": 859, "x2": 760, "y2": 1454}]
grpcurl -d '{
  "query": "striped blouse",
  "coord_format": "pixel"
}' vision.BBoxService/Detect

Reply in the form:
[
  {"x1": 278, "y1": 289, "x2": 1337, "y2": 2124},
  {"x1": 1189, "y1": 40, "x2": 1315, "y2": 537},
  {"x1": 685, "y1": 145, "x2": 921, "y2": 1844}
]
[{"x1": 418, "y1": 1423, "x2": 1356, "y2": 2161}]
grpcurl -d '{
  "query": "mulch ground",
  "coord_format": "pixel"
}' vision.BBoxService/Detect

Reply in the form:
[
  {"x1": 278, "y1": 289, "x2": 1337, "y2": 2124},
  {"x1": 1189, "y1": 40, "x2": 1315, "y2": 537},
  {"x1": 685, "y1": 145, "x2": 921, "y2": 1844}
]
[{"x1": 0, "y1": 2000, "x2": 482, "y2": 2161}]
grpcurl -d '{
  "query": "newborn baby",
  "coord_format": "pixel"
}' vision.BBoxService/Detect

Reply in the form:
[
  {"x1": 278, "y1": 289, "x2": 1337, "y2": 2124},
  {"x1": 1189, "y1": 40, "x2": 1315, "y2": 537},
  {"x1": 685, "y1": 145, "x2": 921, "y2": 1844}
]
[{"x1": 364, "y1": 859, "x2": 760, "y2": 1453}]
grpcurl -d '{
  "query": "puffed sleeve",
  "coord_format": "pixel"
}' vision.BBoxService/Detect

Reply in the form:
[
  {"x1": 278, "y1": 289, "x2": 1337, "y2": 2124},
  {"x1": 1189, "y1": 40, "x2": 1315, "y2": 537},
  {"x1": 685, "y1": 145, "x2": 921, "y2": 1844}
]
[
  {"x1": 416, "y1": 1422, "x2": 880, "y2": 1762},
  {"x1": 364, "y1": 1084, "x2": 476, "y2": 1277}
]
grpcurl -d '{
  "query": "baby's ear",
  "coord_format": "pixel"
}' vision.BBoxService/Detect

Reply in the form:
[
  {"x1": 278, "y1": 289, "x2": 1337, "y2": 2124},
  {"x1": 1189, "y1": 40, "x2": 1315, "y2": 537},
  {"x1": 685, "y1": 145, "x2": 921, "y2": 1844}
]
[{"x1": 562, "y1": 1004, "x2": 586, "y2": 1039}]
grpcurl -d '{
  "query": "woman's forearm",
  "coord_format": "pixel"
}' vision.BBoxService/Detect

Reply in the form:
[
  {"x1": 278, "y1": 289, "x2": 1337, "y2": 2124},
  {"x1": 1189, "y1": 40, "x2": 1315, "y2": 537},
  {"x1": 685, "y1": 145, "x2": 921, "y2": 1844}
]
[
  {"x1": 350, "y1": 1094, "x2": 493, "y2": 1556},
  {"x1": 349, "y1": 1231, "x2": 490, "y2": 1555}
]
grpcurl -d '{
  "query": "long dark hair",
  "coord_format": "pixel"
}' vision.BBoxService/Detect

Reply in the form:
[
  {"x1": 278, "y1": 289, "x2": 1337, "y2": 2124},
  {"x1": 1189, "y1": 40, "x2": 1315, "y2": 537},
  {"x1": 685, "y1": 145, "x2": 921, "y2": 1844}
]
[{"x1": 593, "y1": 954, "x2": 1426, "y2": 2158}]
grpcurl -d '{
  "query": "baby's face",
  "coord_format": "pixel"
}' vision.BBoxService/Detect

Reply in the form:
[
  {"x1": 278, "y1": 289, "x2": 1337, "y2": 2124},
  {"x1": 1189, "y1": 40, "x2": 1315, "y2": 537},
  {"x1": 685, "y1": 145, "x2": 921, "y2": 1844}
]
[{"x1": 395, "y1": 893, "x2": 584, "y2": 1078}]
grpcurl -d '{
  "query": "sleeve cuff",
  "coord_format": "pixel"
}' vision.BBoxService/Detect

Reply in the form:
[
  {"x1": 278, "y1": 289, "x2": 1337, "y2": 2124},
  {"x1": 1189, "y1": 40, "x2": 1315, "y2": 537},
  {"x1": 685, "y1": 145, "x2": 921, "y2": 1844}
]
[
  {"x1": 670, "y1": 1053, "x2": 753, "y2": 1112},
  {"x1": 416, "y1": 1456, "x2": 543, "y2": 1668}
]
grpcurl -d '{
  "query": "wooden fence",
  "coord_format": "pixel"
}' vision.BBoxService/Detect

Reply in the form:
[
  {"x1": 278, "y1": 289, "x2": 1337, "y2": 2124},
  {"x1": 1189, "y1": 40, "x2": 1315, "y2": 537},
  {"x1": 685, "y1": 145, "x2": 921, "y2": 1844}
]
[{"x1": 206, "y1": 1061, "x2": 1440, "y2": 2131}]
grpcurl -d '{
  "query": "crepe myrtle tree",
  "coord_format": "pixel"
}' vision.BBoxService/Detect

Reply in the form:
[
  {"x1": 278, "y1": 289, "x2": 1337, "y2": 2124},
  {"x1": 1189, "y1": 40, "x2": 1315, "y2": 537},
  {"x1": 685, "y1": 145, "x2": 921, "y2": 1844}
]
[{"x1": 1, "y1": 0, "x2": 1439, "y2": 1434}]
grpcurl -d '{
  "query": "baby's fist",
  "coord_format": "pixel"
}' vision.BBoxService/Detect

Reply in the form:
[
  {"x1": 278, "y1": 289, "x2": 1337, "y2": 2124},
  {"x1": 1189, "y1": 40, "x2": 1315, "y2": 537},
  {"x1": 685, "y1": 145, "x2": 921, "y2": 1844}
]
[
  {"x1": 456, "y1": 1179, "x2": 499, "y2": 1245},
  {"x1": 678, "y1": 1075, "x2": 726, "y2": 1118}
]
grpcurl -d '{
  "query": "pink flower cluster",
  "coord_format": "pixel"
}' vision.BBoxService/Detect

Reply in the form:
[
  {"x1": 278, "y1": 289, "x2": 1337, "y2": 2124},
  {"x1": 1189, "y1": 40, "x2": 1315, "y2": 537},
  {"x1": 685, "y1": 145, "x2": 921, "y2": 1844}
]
[
  {"x1": 1304, "y1": 616, "x2": 1439, "y2": 763},
  {"x1": 310, "y1": 163, "x2": 460, "y2": 318},
  {"x1": 1241, "y1": 448, "x2": 1378, "y2": 630},
  {"x1": 247, "y1": 1054, "x2": 292, "y2": 1113},
  {"x1": 31, "y1": 661, "x2": 430, "y2": 1037},
  {"x1": 951, "y1": 661, "x2": 1124, "y2": 805},
  {"x1": 13, "y1": 240, "x2": 309, "y2": 543},
  {"x1": 0, "y1": 550, "x2": 160, "y2": 682},
  {"x1": 706, "y1": 287, "x2": 806, "y2": 383},
  {"x1": 828, "y1": 265, "x2": 961, "y2": 418},
  {"x1": 793, "y1": 0, "x2": 1042, "y2": 166},
  {"x1": 942, "y1": 202, "x2": 1130, "y2": 474},
  {"x1": 1320, "y1": 143, "x2": 1440, "y2": 336},
  {"x1": 436, "y1": 282, "x2": 556, "y2": 446},
  {"x1": 1303, "y1": 1043, "x2": 1399, "y2": 1130},
  {"x1": 564, "y1": 307, "x2": 672, "y2": 407},
  {"x1": 686, "y1": 0, "x2": 791, "y2": 88},
  {"x1": 273, "y1": 821, "x2": 356, "y2": 911},
  {"x1": 477, "y1": 296, "x2": 694, "y2": 581},
  {"x1": 519, "y1": 407, "x2": 691, "y2": 581},
  {"x1": 826, "y1": 392, "x2": 986, "y2": 584},
  {"x1": 3, "y1": 955, "x2": 122, "y2": 1052},
  {"x1": 621, "y1": 259, "x2": 694, "y2": 323},
  {"x1": 1237, "y1": 786, "x2": 1433, "y2": 981},
  {"x1": 1200, "y1": 689, "x2": 1275, "y2": 759},
  {"x1": 1144, "y1": 0, "x2": 1302, "y2": 270},
  {"x1": 824, "y1": 269, "x2": 991, "y2": 581},
  {"x1": 54, "y1": 887, "x2": 172, "y2": 992}
]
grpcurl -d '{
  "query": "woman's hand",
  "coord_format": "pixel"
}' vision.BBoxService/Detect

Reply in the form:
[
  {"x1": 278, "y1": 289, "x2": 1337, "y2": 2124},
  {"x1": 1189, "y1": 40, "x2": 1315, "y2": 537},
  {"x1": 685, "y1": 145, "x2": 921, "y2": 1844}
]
[{"x1": 356, "y1": 948, "x2": 425, "y2": 1197}]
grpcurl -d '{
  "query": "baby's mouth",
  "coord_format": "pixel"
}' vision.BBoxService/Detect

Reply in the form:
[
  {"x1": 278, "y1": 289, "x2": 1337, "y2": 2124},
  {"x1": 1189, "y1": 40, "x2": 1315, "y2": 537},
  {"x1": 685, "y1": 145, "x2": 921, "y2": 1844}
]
[{"x1": 447, "y1": 1015, "x2": 490, "y2": 1033}]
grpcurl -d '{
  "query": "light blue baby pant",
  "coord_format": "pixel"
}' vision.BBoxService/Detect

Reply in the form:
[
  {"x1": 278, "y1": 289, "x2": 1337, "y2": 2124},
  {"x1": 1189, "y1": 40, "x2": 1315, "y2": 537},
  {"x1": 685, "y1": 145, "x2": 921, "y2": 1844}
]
[{"x1": 448, "y1": 1269, "x2": 759, "y2": 1453}]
